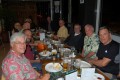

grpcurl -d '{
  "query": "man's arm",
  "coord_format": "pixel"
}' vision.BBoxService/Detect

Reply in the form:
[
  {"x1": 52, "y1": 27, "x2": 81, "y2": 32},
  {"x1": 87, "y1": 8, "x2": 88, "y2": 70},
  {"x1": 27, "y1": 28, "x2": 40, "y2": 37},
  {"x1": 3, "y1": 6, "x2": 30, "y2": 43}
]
[
  {"x1": 88, "y1": 57, "x2": 111, "y2": 67},
  {"x1": 30, "y1": 59, "x2": 40, "y2": 63},
  {"x1": 85, "y1": 52, "x2": 96, "y2": 59},
  {"x1": 39, "y1": 74, "x2": 50, "y2": 80}
]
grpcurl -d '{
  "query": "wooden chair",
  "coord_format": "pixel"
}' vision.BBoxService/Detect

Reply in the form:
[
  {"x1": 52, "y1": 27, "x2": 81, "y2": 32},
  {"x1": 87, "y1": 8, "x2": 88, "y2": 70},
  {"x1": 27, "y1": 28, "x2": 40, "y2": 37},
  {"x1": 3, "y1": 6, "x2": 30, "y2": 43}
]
[{"x1": 1, "y1": 74, "x2": 6, "y2": 80}]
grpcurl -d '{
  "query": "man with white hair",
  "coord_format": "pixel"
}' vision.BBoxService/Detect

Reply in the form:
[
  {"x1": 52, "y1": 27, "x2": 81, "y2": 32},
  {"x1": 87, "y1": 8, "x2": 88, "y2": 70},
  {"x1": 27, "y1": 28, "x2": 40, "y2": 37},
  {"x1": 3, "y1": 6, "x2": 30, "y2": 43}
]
[
  {"x1": 81, "y1": 24, "x2": 99, "y2": 59},
  {"x1": 2, "y1": 32, "x2": 50, "y2": 80}
]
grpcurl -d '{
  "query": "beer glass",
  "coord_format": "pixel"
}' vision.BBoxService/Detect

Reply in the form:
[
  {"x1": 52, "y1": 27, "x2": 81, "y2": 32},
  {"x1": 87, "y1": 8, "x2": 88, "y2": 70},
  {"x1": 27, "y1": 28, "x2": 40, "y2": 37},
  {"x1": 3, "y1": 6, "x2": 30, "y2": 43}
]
[
  {"x1": 63, "y1": 57, "x2": 68, "y2": 71},
  {"x1": 74, "y1": 59, "x2": 81, "y2": 77}
]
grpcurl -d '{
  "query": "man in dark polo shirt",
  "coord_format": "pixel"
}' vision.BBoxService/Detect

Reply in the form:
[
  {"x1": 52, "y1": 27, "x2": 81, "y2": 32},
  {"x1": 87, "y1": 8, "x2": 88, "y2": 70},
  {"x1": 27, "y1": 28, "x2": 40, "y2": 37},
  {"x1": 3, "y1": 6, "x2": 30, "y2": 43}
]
[{"x1": 88, "y1": 27, "x2": 119, "y2": 76}]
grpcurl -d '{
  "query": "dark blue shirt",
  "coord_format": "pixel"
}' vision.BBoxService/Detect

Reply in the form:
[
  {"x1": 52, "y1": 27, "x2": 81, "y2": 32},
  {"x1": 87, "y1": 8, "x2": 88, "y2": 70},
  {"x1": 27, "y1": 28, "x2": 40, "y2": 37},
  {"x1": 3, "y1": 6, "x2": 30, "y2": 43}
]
[{"x1": 64, "y1": 33, "x2": 84, "y2": 53}]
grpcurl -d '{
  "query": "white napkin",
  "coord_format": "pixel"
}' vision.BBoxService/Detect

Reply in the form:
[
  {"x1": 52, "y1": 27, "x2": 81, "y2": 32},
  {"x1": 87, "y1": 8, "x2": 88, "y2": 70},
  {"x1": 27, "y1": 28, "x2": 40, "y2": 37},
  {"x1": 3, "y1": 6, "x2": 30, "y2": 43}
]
[
  {"x1": 65, "y1": 72, "x2": 78, "y2": 80},
  {"x1": 81, "y1": 68, "x2": 95, "y2": 80},
  {"x1": 40, "y1": 32, "x2": 45, "y2": 41}
]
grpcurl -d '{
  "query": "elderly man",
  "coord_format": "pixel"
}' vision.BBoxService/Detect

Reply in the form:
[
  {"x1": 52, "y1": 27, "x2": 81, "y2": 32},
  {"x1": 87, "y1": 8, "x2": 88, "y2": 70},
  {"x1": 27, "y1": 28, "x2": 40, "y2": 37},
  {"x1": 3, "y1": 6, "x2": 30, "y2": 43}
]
[
  {"x1": 54, "y1": 19, "x2": 69, "y2": 40},
  {"x1": 81, "y1": 24, "x2": 99, "y2": 59},
  {"x1": 64, "y1": 23, "x2": 84, "y2": 53},
  {"x1": 88, "y1": 27, "x2": 119, "y2": 77},
  {"x1": 2, "y1": 32, "x2": 50, "y2": 80}
]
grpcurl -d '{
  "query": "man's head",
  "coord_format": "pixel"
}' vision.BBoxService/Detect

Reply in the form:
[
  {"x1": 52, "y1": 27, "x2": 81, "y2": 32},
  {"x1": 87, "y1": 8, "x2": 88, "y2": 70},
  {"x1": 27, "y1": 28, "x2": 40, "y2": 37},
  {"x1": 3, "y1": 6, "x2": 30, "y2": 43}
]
[
  {"x1": 23, "y1": 29, "x2": 32, "y2": 43},
  {"x1": 47, "y1": 16, "x2": 51, "y2": 23},
  {"x1": 10, "y1": 32, "x2": 26, "y2": 55},
  {"x1": 14, "y1": 22, "x2": 22, "y2": 30},
  {"x1": 74, "y1": 24, "x2": 81, "y2": 34},
  {"x1": 59, "y1": 19, "x2": 65, "y2": 27},
  {"x1": 24, "y1": 18, "x2": 32, "y2": 23},
  {"x1": 99, "y1": 27, "x2": 112, "y2": 45},
  {"x1": 85, "y1": 24, "x2": 94, "y2": 37},
  {"x1": 23, "y1": 22, "x2": 31, "y2": 30}
]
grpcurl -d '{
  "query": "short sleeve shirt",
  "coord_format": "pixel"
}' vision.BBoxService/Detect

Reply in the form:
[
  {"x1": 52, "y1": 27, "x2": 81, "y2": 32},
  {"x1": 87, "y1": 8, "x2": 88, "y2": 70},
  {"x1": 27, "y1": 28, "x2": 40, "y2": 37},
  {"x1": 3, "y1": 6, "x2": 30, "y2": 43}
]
[
  {"x1": 2, "y1": 50, "x2": 37, "y2": 80},
  {"x1": 84, "y1": 33, "x2": 99, "y2": 58},
  {"x1": 57, "y1": 26, "x2": 69, "y2": 39},
  {"x1": 97, "y1": 40, "x2": 119, "y2": 75}
]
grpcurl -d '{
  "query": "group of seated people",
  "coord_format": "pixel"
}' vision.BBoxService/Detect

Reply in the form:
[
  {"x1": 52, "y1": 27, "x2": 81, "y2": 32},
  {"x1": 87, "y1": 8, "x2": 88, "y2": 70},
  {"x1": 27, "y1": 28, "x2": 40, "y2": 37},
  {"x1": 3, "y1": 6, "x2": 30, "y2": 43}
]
[{"x1": 1, "y1": 17, "x2": 120, "y2": 80}]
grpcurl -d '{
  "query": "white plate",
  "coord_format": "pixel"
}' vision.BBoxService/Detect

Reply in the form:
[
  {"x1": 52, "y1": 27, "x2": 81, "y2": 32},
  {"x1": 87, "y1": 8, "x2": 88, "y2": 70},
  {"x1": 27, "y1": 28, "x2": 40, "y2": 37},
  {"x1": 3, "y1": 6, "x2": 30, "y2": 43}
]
[
  {"x1": 60, "y1": 48, "x2": 71, "y2": 52},
  {"x1": 93, "y1": 73, "x2": 105, "y2": 80},
  {"x1": 45, "y1": 63, "x2": 63, "y2": 72},
  {"x1": 52, "y1": 40, "x2": 61, "y2": 44},
  {"x1": 39, "y1": 51, "x2": 51, "y2": 56},
  {"x1": 80, "y1": 61, "x2": 92, "y2": 68}
]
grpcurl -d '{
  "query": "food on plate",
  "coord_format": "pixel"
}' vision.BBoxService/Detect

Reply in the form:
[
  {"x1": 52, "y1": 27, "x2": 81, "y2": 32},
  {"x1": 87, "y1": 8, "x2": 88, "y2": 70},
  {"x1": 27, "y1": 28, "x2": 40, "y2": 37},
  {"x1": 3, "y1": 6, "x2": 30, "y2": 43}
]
[
  {"x1": 53, "y1": 63, "x2": 61, "y2": 70},
  {"x1": 43, "y1": 50, "x2": 47, "y2": 54}
]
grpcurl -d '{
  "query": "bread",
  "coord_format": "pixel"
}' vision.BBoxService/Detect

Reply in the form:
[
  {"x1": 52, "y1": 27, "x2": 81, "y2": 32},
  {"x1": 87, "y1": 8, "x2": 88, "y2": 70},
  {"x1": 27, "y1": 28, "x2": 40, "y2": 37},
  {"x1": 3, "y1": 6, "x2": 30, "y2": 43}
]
[{"x1": 53, "y1": 63, "x2": 61, "y2": 70}]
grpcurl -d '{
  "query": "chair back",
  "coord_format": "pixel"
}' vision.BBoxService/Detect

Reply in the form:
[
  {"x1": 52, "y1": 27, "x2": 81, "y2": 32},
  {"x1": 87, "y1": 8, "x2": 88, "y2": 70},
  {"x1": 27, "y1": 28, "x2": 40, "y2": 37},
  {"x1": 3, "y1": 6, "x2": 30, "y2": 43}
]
[
  {"x1": 1, "y1": 74, "x2": 6, "y2": 80},
  {"x1": 114, "y1": 43, "x2": 120, "y2": 63}
]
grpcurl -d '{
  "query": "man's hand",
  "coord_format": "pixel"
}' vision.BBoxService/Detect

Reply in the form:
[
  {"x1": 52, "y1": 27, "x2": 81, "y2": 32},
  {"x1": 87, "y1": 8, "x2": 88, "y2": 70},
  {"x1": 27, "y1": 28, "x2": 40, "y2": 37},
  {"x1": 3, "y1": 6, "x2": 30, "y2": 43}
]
[
  {"x1": 30, "y1": 59, "x2": 40, "y2": 63},
  {"x1": 39, "y1": 73, "x2": 50, "y2": 80}
]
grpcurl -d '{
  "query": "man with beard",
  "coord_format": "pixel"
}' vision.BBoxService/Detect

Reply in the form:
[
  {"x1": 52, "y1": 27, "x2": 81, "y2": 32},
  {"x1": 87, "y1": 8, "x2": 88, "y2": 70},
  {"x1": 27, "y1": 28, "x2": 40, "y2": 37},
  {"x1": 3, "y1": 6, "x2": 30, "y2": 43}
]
[{"x1": 23, "y1": 29, "x2": 42, "y2": 71}]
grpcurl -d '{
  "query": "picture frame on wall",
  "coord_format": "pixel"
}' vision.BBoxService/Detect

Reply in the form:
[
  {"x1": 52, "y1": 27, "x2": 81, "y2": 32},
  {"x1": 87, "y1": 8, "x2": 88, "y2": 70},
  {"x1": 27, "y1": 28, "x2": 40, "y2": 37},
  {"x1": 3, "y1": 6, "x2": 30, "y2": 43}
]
[
  {"x1": 54, "y1": 1, "x2": 60, "y2": 13},
  {"x1": 80, "y1": 0, "x2": 84, "y2": 4}
]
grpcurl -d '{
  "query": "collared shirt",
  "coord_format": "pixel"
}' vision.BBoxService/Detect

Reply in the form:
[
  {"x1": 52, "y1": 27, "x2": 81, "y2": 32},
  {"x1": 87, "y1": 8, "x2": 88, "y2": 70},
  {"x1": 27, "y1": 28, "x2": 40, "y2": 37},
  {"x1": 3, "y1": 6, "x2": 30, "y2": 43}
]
[
  {"x1": 2, "y1": 50, "x2": 37, "y2": 80},
  {"x1": 83, "y1": 33, "x2": 99, "y2": 58},
  {"x1": 74, "y1": 33, "x2": 80, "y2": 36},
  {"x1": 57, "y1": 26, "x2": 69, "y2": 39},
  {"x1": 24, "y1": 44, "x2": 34, "y2": 60}
]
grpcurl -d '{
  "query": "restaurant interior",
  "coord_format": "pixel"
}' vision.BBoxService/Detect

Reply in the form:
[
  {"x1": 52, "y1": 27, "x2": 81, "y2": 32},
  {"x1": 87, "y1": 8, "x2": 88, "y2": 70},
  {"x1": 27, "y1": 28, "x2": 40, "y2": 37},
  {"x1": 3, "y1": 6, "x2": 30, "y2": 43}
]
[{"x1": 0, "y1": 0, "x2": 120, "y2": 80}]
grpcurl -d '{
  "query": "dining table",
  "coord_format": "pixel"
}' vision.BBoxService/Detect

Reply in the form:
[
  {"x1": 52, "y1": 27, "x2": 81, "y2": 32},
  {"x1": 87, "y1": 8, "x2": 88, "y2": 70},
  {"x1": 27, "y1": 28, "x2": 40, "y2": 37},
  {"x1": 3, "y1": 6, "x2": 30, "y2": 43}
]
[
  {"x1": 33, "y1": 29, "x2": 110, "y2": 80},
  {"x1": 40, "y1": 55, "x2": 110, "y2": 80}
]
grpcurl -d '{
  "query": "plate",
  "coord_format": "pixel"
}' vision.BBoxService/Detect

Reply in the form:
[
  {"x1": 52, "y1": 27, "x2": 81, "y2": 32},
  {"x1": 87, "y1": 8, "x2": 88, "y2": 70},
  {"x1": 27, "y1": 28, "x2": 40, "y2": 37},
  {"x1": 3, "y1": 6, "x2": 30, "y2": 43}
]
[
  {"x1": 80, "y1": 61, "x2": 92, "y2": 68},
  {"x1": 52, "y1": 40, "x2": 61, "y2": 44},
  {"x1": 93, "y1": 73, "x2": 105, "y2": 80},
  {"x1": 60, "y1": 48, "x2": 71, "y2": 52},
  {"x1": 45, "y1": 63, "x2": 63, "y2": 72},
  {"x1": 39, "y1": 51, "x2": 51, "y2": 56}
]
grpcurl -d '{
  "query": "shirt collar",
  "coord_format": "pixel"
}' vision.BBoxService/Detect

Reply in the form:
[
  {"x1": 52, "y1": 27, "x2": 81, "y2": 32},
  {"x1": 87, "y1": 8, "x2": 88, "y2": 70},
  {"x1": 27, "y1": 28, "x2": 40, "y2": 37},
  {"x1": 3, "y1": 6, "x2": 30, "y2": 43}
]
[
  {"x1": 60, "y1": 26, "x2": 65, "y2": 29},
  {"x1": 10, "y1": 49, "x2": 24, "y2": 59},
  {"x1": 74, "y1": 33, "x2": 80, "y2": 36}
]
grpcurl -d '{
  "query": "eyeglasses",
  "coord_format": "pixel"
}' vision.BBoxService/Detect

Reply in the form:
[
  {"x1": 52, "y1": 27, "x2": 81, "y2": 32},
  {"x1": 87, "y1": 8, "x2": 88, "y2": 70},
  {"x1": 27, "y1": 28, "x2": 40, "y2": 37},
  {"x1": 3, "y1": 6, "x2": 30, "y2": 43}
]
[{"x1": 14, "y1": 42, "x2": 26, "y2": 45}]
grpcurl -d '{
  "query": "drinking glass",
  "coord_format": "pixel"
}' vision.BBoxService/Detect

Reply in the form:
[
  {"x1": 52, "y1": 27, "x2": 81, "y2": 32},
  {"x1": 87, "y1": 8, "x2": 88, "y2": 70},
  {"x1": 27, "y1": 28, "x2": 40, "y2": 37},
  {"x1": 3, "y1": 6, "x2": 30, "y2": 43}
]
[
  {"x1": 52, "y1": 49, "x2": 57, "y2": 55},
  {"x1": 62, "y1": 57, "x2": 68, "y2": 72},
  {"x1": 63, "y1": 51, "x2": 69, "y2": 58},
  {"x1": 52, "y1": 56, "x2": 56, "y2": 64},
  {"x1": 74, "y1": 59, "x2": 81, "y2": 77},
  {"x1": 71, "y1": 46, "x2": 75, "y2": 52},
  {"x1": 59, "y1": 48, "x2": 64, "y2": 58}
]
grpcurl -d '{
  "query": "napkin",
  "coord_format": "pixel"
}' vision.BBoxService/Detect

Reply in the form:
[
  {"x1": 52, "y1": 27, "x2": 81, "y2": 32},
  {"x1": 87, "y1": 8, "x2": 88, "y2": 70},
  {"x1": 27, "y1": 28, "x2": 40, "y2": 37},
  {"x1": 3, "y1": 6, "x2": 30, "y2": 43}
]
[
  {"x1": 65, "y1": 71, "x2": 78, "y2": 80},
  {"x1": 81, "y1": 68, "x2": 95, "y2": 80},
  {"x1": 40, "y1": 32, "x2": 45, "y2": 41}
]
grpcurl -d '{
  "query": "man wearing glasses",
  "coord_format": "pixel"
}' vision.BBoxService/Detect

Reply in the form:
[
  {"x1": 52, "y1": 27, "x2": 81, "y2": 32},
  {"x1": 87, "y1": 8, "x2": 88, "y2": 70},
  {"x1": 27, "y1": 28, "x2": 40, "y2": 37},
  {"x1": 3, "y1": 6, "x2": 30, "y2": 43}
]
[{"x1": 2, "y1": 32, "x2": 50, "y2": 80}]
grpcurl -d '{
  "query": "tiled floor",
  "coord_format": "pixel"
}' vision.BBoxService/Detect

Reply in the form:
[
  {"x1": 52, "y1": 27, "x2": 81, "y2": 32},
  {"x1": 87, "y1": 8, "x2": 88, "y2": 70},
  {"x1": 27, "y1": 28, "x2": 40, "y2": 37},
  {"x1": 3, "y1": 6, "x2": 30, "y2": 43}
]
[{"x1": 0, "y1": 43, "x2": 10, "y2": 77}]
